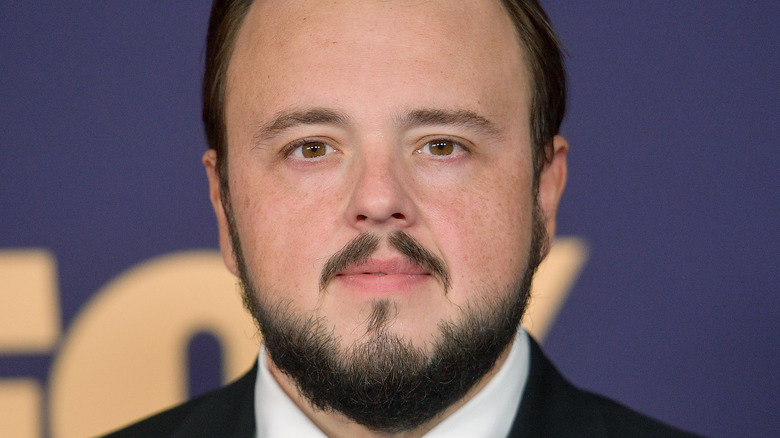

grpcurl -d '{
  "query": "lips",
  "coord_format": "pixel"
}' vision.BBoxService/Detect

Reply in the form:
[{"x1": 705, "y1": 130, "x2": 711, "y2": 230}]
[
  {"x1": 336, "y1": 258, "x2": 431, "y2": 277},
  {"x1": 334, "y1": 258, "x2": 432, "y2": 294}
]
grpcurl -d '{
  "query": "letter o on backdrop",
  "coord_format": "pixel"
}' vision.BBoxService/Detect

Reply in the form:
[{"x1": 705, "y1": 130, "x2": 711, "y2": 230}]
[{"x1": 48, "y1": 251, "x2": 258, "y2": 438}]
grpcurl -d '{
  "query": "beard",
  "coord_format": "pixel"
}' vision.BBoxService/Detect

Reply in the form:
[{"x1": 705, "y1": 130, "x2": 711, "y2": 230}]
[{"x1": 226, "y1": 201, "x2": 548, "y2": 433}]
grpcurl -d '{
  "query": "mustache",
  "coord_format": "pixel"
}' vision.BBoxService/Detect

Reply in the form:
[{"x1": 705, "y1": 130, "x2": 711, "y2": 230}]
[{"x1": 319, "y1": 231, "x2": 451, "y2": 293}]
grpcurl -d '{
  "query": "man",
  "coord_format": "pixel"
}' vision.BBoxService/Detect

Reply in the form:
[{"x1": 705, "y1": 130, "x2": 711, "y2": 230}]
[{"x1": 107, "y1": 0, "x2": 699, "y2": 436}]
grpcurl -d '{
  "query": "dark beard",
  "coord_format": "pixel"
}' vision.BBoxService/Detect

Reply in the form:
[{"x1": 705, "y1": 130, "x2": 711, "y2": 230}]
[{"x1": 227, "y1": 204, "x2": 548, "y2": 433}]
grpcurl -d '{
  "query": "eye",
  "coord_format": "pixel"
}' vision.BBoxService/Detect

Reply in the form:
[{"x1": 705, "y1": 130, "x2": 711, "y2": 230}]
[
  {"x1": 417, "y1": 139, "x2": 466, "y2": 157},
  {"x1": 288, "y1": 140, "x2": 336, "y2": 159}
]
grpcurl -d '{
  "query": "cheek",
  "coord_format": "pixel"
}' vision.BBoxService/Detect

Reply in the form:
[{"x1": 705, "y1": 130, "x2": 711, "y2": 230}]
[
  {"x1": 228, "y1": 163, "x2": 343, "y2": 289},
  {"x1": 421, "y1": 161, "x2": 535, "y2": 297}
]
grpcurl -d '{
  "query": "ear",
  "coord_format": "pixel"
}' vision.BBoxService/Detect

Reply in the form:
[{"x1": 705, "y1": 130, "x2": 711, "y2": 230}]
[
  {"x1": 203, "y1": 149, "x2": 239, "y2": 277},
  {"x1": 537, "y1": 135, "x2": 568, "y2": 239}
]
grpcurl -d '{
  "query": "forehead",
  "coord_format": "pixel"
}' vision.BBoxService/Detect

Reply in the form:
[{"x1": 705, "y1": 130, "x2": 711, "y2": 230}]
[{"x1": 227, "y1": 0, "x2": 529, "y2": 129}]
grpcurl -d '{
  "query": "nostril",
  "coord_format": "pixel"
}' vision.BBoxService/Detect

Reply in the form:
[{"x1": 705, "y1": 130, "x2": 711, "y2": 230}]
[
  {"x1": 357, "y1": 214, "x2": 368, "y2": 221},
  {"x1": 392, "y1": 213, "x2": 405, "y2": 220}
]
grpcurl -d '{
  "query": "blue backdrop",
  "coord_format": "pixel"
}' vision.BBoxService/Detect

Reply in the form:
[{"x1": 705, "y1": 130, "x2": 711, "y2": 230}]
[{"x1": 1, "y1": 2, "x2": 777, "y2": 437}]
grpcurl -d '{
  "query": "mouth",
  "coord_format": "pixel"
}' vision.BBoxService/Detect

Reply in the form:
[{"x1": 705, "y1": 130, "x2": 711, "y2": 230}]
[
  {"x1": 336, "y1": 258, "x2": 431, "y2": 277},
  {"x1": 334, "y1": 258, "x2": 432, "y2": 294}
]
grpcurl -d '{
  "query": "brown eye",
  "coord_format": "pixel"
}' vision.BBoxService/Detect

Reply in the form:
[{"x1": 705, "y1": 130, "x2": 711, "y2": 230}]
[
  {"x1": 425, "y1": 140, "x2": 456, "y2": 156},
  {"x1": 301, "y1": 142, "x2": 326, "y2": 158},
  {"x1": 291, "y1": 141, "x2": 334, "y2": 159}
]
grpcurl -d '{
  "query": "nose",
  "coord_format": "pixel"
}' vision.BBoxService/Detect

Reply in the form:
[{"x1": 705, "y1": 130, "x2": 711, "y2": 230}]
[{"x1": 345, "y1": 151, "x2": 417, "y2": 231}]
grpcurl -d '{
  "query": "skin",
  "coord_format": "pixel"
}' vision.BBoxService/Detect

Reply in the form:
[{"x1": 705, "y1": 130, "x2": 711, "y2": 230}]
[{"x1": 204, "y1": 0, "x2": 567, "y2": 436}]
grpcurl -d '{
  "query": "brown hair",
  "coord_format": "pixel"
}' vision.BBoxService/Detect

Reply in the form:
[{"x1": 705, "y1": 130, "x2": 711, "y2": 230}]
[{"x1": 203, "y1": 0, "x2": 565, "y2": 193}]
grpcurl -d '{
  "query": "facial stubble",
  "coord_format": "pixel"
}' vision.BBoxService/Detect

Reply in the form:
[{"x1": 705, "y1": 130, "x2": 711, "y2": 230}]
[{"x1": 225, "y1": 203, "x2": 548, "y2": 433}]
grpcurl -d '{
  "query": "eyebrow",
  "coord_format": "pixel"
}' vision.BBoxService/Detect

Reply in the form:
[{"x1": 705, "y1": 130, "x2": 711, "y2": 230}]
[
  {"x1": 252, "y1": 107, "x2": 502, "y2": 144},
  {"x1": 398, "y1": 109, "x2": 503, "y2": 139},
  {"x1": 253, "y1": 108, "x2": 350, "y2": 143}
]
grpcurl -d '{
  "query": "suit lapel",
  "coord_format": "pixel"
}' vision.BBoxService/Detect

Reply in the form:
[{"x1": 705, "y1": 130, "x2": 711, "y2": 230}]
[
  {"x1": 506, "y1": 336, "x2": 607, "y2": 437},
  {"x1": 171, "y1": 362, "x2": 257, "y2": 438}
]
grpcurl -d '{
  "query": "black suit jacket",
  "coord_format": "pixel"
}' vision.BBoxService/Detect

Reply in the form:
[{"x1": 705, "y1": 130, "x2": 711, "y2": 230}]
[{"x1": 104, "y1": 337, "x2": 701, "y2": 437}]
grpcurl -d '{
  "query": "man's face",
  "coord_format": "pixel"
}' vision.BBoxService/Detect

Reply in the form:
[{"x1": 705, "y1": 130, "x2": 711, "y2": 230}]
[{"x1": 205, "y1": 0, "x2": 566, "y2": 429}]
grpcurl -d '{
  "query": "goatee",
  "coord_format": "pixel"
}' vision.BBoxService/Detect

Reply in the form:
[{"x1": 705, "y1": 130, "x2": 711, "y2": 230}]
[{"x1": 228, "y1": 209, "x2": 547, "y2": 433}]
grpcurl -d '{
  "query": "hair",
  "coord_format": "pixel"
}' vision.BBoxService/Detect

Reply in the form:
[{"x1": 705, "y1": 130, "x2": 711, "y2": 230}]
[{"x1": 203, "y1": 0, "x2": 565, "y2": 197}]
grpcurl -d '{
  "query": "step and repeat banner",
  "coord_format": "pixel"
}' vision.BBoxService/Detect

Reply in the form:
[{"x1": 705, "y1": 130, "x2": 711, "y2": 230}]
[{"x1": 1, "y1": 2, "x2": 777, "y2": 437}]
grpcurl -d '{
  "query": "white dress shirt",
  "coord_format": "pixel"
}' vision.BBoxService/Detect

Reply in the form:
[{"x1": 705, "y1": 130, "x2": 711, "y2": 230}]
[{"x1": 254, "y1": 329, "x2": 530, "y2": 437}]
